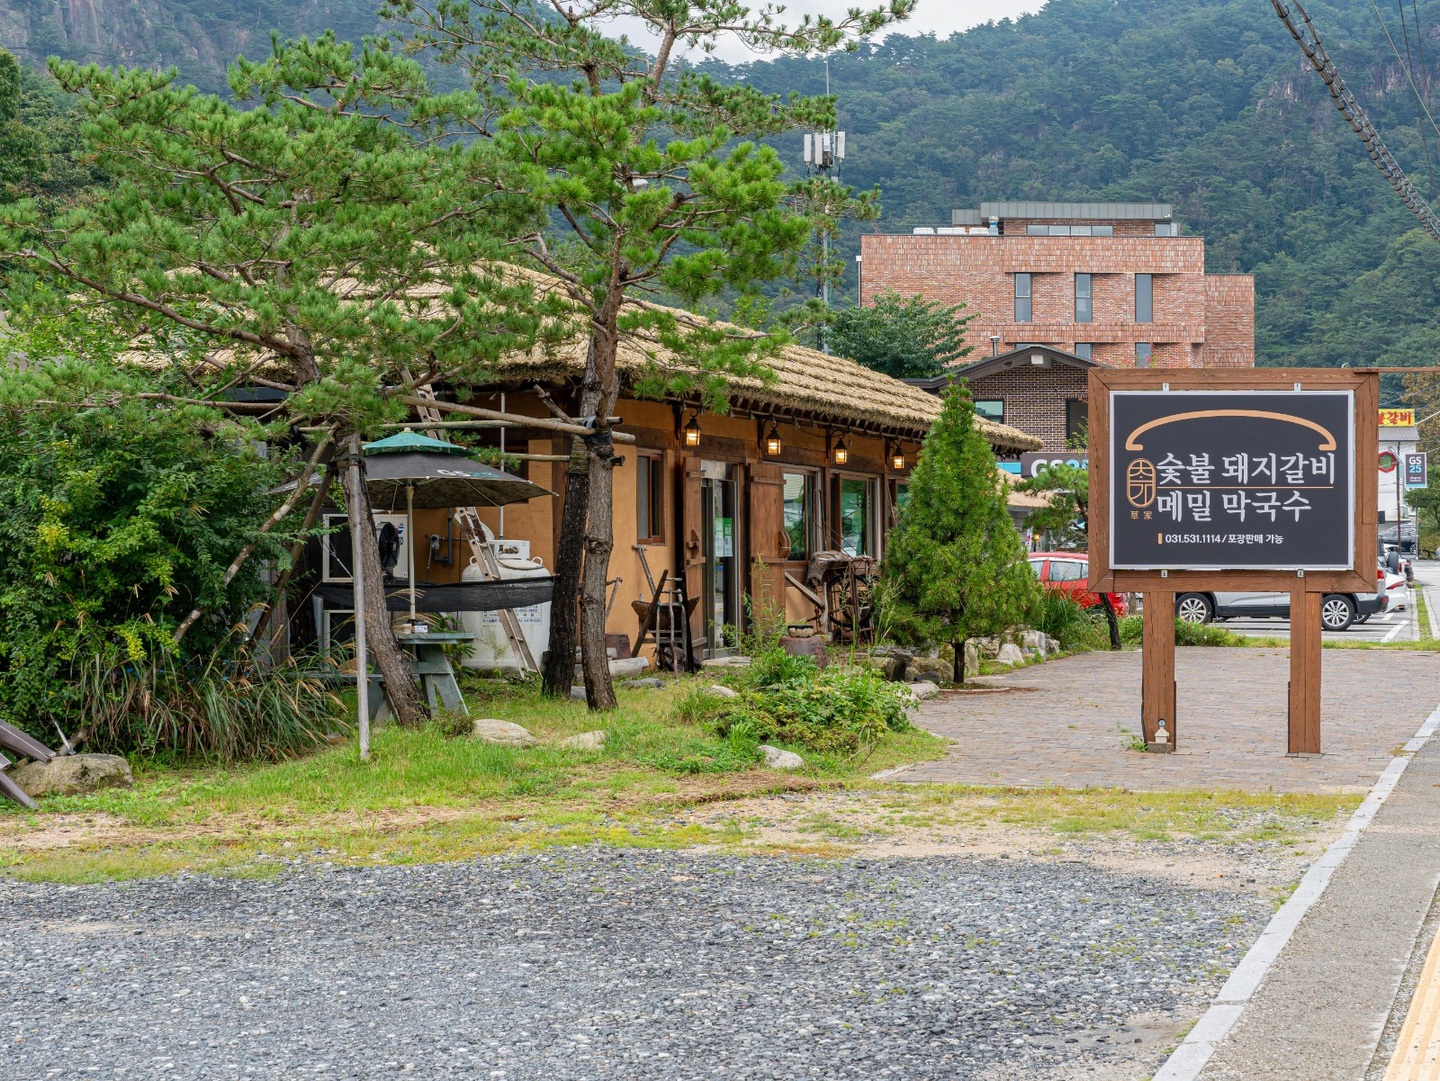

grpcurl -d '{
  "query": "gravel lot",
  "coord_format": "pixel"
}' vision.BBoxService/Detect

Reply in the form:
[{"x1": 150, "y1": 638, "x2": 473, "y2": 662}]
[{"x1": 1, "y1": 849, "x2": 1269, "y2": 1080}]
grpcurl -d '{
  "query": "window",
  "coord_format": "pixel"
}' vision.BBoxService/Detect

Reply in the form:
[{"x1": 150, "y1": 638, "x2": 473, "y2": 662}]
[
  {"x1": 1025, "y1": 224, "x2": 1048, "y2": 236},
  {"x1": 1074, "y1": 273, "x2": 1092, "y2": 323},
  {"x1": 1066, "y1": 399, "x2": 1089, "y2": 445},
  {"x1": 1073, "y1": 342, "x2": 1092, "y2": 361},
  {"x1": 637, "y1": 452, "x2": 664, "y2": 542},
  {"x1": 1070, "y1": 224, "x2": 1093, "y2": 236},
  {"x1": 1014, "y1": 273, "x2": 1032, "y2": 322},
  {"x1": 1049, "y1": 559, "x2": 1086, "y2": 582},
  {"x1": 782, "y1": 471, "x2": 812, "y2": 561},
  {"x1": 1155, "y1": 222, "x2": 1179, "y2": 237},
  {"x1": 1135, "y1": 342, "x2": 1153, "y2": 367},
  {"x1": 838, "y1": 478, "x2": 875, "y2": 557},
  {"x1": 1092, "y1": 225, "x2": 1114, "y2": 236},
  {"x1": 1135, "y1": 273, "x2": 1153, "y2": 323},
  {"x1": 974, "y1": 399, "x2": 1005, "y2": 422}
]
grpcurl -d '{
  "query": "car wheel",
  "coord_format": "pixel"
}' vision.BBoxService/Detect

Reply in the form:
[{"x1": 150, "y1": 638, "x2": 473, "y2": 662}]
[
  {"x1": 1320, "y1": 594, "x2": 1356, "y2": 632},
  {"x1": 1176, "y1": 593, "x2": 1213, "y2": 624},
  {"x1": 1355, "y1": 614, "x2": 1370, "y2": 624}
]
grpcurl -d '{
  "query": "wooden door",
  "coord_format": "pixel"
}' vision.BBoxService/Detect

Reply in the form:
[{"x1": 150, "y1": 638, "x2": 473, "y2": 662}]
[
  {"x1": 747, "y1": 462, "x2": 788, "y2": 629},
  {"x1": 681, "y1": 455, "x2": 705, "y2": 644}
]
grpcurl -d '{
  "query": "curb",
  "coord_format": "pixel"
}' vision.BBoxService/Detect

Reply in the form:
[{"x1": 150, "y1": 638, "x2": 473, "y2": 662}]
[{"x1": 1152, "y1": 703, "x2": 1440, "y2": 1081}]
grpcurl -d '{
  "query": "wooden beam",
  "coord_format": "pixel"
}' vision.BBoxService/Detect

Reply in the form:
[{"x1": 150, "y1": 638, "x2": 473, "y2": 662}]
[
  {"x1": 1289, "y1": 587, "x2": 1323, "y2": 754},
  {"x1": 396, "y1": 394, "x2": 637, "y2": 444},
  {"x1": 1141, "y1": 591, "x2": 1176, "y2": 752}
]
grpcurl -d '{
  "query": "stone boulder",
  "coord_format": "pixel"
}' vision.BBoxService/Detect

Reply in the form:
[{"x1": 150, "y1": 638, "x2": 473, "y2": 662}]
[
  {"x1": 619, "y1": 678, "x2": 664, "y2": 690},
  {"x1": 760, "y1": 745, "x2": 804, "y2": 770},
  {"x1": 707, "y1": 685, "x2": 739, "y2": 699},
  {"x1": 995, "y1": 642, "x2": 1026, "y2": 666},
  {"x1": 909, "y1": 656, "x2": 951, "y2": 683},
  {"x1": 561, "y1": 730, "x2": 606, "y2": 751},
  {"x1": 472, "y1": 719, "x2": 538, "y2": 747},
  {"x1": 964, "y1": 641, "x2": 981, "y2": 679},
  {"x1": 11, "y1": 753, "x2": 132, "y2": 798},
  {"x1": 908, "y1": 681, "x2": 942, "y2": 702}
]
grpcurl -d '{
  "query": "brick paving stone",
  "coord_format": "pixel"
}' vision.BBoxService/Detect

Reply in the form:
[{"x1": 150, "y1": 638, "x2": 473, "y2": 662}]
[{"x1": 898, "y1": 647, "x2": 1440, "y2": 793}]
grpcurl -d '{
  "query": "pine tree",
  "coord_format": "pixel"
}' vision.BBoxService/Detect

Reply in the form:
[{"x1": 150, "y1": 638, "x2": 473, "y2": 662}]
[{"x1": 879, "y1": 383, "x2": 1040, "y2": 683}]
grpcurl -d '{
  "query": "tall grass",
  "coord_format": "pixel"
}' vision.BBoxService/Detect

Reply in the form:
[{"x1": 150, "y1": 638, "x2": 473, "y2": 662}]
[
  {"x1": 75, "y1": 644, "x2": 340, "y2": 762},
  {"x1": 1035, "y1": 592, "x2": 1109, "y2": 651}
]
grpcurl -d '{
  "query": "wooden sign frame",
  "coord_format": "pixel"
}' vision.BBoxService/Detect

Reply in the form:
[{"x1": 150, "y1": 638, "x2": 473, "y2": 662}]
[{"x1": 1086, "y1": 368, "x2": 1380, "y2": 755}]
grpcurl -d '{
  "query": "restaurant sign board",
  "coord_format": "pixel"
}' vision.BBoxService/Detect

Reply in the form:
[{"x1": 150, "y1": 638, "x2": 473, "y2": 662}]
[{"x1": 1109, "y1": 390, "x2": 1354, "y2": 571}]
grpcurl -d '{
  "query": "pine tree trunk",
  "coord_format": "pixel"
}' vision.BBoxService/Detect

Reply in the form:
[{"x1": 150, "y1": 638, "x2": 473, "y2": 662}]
[
  {"x1": 952, "y1": 639, "x2": 965, "y2": 684},
  {"x1": 541, "y1": 435, "x2": 589, "y2": 698},
  {"x1": 580, "y1": 429, "x2": 618, "y2": 710},
  {"x1": 1100, "y1": 593, "x2": 1122, "y2": 651},
  {"x1": 341, "y1": 446, "x2": 426, "y2": 727}
]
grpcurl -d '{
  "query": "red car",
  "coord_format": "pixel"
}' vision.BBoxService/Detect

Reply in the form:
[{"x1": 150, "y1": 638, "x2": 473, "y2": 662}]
[{"x1": 1027, "y1": 552, "x2": 1129, "y2": 616}]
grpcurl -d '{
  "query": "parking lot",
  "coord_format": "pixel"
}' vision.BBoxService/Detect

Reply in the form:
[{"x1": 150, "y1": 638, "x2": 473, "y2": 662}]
[{"x1": 1186, "y1": 559, "x2": 1433, "y2": 643}]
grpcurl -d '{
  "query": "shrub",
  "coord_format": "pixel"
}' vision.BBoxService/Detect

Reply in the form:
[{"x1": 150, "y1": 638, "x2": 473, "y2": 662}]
[
  {"x1": 708, "y1": 648, "x2": 913, "y2": 757},
  {"x1": 1035, "y1": 591, "x2": 1109, "y2": 652},
  {"x1": 1119, "y1": 615, "x2": 1244, "y2": 647}
]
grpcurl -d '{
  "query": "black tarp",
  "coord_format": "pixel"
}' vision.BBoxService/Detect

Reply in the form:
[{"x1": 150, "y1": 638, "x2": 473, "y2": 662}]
[{"x1": 314, "y1": 578, "x2": 552, "y2": 613}]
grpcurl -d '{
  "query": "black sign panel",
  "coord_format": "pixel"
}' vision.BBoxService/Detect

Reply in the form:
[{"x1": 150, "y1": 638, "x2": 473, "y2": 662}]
[{"x1": 1110, "y1": 391, "x2": 1354, "y2": 570}]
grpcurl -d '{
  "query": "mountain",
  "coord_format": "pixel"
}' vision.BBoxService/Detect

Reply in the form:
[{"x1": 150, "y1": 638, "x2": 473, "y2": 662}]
[{"x1": 7, "y1": 0, "x2": 1440, "y2": 390}]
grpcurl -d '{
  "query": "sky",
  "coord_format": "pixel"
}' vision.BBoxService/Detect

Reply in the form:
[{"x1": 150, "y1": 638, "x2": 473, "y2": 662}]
[{"x1": 608, "y1": 0, "x2": 1048, "y2": 64}]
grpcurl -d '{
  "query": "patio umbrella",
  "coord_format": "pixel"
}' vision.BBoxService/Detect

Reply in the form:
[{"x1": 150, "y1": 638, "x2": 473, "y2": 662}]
[{"x1": 360, "y1": 429, "x2": 554, "y2": 624}]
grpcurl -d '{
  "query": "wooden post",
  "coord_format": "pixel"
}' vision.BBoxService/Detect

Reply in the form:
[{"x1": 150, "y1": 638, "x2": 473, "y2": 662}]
[
  {"x1": 1141, "y1": 591, "x2": 1176, "y2": 751},
  {"x1": 1289, "y1": 585, "x2": 1323, "y2": 755}
]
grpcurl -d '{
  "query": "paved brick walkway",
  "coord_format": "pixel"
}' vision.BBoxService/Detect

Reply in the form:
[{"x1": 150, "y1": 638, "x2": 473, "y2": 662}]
[{"x1": 898, "y1": 648, "x2": 1440, "y2": 793}]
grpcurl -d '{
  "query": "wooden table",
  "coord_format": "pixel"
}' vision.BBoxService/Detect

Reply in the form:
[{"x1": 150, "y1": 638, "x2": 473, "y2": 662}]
[{"x1": 394, "y1": 632, "x2": 474, "y2": 715}]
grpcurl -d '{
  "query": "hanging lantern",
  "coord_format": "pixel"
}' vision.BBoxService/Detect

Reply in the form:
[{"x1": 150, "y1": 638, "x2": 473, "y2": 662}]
[
  {"x1": 683, "y1": 412, "x2": 701, "y2": 448},
  {"x1": 890, "y1": 443, "x2": 906, "y2": 471},
  {"x1": 764, "y1": 422, "x2": 782, "y2": 457},
  {"x1": 832, "y1": 434, "x2": 849, "y2": 466}
]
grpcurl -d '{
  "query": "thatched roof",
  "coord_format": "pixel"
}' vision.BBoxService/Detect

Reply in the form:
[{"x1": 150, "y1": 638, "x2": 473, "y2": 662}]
[
  {"x1": 110, "y1": 265, "x2": 1040, "y2": 452},
  {"x1": 464, "y1": 271, "x2": 1037, "y2": 450}
]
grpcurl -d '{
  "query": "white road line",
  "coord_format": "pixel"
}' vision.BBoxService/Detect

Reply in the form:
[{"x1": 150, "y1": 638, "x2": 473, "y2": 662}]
[
  {"x1": 1151, "y1": 705, "x2": 1440, "y2": 1081},
  {"x1": 1385, "y1": 618, "x2": 1408, "y2": 643}
]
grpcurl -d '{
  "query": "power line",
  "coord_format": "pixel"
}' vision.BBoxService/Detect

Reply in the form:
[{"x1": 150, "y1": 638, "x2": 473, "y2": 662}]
[
  {"x1": 1391, "y1": 0, "x2": 1440, "y2": 195},
  {"x1": 1272, "y1": 0, "x2": 1440, "y2": 244}
]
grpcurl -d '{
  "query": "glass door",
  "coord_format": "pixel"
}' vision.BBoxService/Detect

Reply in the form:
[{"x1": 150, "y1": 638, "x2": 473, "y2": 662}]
[{"x1": 701, "y1": 463, "x2": 739, "y2": 653}]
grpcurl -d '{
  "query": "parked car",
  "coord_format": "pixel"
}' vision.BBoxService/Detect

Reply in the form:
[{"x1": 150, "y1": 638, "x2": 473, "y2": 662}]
[
  {"x1": 1027, "y1": 553, "x2": 1128, "y2": 616},
  {"x1": 1174, "y1": 581, "x2": 1387, "y2": 632}
]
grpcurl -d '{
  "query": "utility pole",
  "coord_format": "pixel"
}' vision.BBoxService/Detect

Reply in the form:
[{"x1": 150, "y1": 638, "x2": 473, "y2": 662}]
[{"x1": 803, "y1": 53, "x2": 845, "y2": 353}]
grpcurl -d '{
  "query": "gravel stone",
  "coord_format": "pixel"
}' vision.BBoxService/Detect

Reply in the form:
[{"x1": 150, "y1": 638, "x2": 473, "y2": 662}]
[{"x1": 0, "y1": 849, "x2": 1267, "y2": 1079}]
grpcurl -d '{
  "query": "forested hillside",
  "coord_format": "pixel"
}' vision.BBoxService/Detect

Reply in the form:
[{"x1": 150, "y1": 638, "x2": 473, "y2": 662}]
[{"x1": 7, "y1": 0, "x2": 1440, "y2": 379}]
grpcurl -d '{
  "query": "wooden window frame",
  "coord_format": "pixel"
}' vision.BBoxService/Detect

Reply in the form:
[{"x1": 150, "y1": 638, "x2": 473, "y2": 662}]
[{"x1": 637, "y1": 450, "x2": 665, "y2": 544}]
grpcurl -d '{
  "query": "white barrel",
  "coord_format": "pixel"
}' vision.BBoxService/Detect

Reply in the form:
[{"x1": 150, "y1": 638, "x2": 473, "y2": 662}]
[{"x1": 460, "y1": 551, "x2": 552, "y2": 672}]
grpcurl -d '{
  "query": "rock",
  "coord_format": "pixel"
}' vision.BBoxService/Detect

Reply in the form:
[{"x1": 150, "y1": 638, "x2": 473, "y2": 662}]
[
  {"x1": 878, "y1": 654, "x2": 907, "y2": 682},
  {"x1": 609, "y1": 656, "x2": 650, "y2": 678},
  {"x1": 570, "y1": 686, "x2": 588, "y2": 701},
  {"x1": 702, "y1": 655, "x2": 752, "y2": 668},
  {"x1": 909, "y1": 681, "x2": 941, "y2": 701},
  {"x1": 760, "y1": 745, "x2": 804, "y2": 770},
  {"x1": 11, "y1": 753, "x2": 132, "y2": 797},
  {"x1": 472, "y1": 719, "x2": 538, "y2": 747},
  {"x1": 561, "y1": 730, "x2": 606, "y2": 751},
  {"x1": 620, "y1": 678, "x2": 664, "y2": 690},
  {"x1": 964, "y1": 641, "x2": 980, "y2": 679},
  {"x1": 909, "y1": 656, "x2": 950, "y2": 683},
  {"x1": 708, "y1": 685, "x2": 739, "y2": 699},
  {"x1": 976, "y1": 636, "x2": 1002, "y2": 659},
  {"x1": 995, "y1": 642, "x2": 1026, "y2": 666}
]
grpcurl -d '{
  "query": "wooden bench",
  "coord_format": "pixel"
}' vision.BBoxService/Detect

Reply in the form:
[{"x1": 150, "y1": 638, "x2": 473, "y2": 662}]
[{"x1": 303, "y1": 670, "x2": 392, "y2": 726}]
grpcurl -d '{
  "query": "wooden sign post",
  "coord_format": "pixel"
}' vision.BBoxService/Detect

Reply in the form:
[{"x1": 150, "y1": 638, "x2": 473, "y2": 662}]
[{"x1": 1088, "y1": 369, "x2": 1378, "y2": 756}]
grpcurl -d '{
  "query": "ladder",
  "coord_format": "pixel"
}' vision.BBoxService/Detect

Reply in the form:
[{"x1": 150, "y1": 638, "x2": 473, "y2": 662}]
[
  {"x1": 634, "y1": 571, "x2": 697, "y2": 674},
  {"x1": 405, "y1": 378, "x2": 538, "y2": 674}
]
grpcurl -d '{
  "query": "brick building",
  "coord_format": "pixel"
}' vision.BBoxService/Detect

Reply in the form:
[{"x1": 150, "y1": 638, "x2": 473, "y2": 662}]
[
  {"x1": 909, "y1": 345, "x2": 1096, "y2": 455},
  {"x1": 859, "y1": 201, "x2": 1255, "y2": 369}
]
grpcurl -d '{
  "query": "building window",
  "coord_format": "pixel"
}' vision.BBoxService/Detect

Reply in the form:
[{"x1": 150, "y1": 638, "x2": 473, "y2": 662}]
[
  {"x1": 1066, "y1": 399, "x2": 1089, "y2": 446},
  {"x1": 782, "y1": 471, "x2": 812, "y2": 561},
  {"x1": 637, "y1": 452, "x2": 664, "y2": 543},
  {"x1": 1135, "y1": 273, "x2": 1153, "y2": 323},
  {"x1": 1074, "y1": 273, "x2": 1092, "y2": 323},
  {"x1": 1135, "y1": 342, "x2": 1153, "y2": 367},
  {"x1": 1154, "y1": 222, "x2": 1179, "y2": 236},
  {"x1": 1073, "y1": 342, "x2": 1092, "y2": 361},
  {"x1": 1025, "y1": 224, "x2": 1047, "y2": 236},
  {"x1": 974, "y1": 399, "x2": 1005, "y2": 422},
  {"x1": 1014, "y1": 273, "x2": 1032, "y2": 322},
  {"x1": 838, "y1": 477, "x2": 875, "y2": 557}
]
